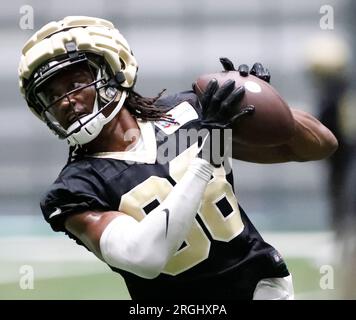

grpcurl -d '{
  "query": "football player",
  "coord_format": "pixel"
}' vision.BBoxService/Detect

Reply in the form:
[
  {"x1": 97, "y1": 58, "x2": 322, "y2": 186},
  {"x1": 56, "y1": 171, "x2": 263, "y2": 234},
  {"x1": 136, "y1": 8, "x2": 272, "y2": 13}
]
[{"x1": 18, "y1": 16, "x2": 338, "y2": 300}]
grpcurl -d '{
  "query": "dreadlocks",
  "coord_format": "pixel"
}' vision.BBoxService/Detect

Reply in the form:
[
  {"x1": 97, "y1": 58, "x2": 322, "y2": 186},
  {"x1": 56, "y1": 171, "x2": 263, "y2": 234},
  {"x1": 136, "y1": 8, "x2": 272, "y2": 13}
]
[
  {"x1": 125, "y1": 89, "x2": 173, "y2": 121},
  {"x1": 66, "y1": 89, "x2": 177, "y2": 164}
]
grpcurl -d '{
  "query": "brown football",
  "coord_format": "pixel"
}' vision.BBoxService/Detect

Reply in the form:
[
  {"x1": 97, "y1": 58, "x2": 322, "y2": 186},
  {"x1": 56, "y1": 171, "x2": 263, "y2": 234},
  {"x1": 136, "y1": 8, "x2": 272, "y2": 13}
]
[{"x1": 194, "y1": 71, "x2": 295, "y2": 146}]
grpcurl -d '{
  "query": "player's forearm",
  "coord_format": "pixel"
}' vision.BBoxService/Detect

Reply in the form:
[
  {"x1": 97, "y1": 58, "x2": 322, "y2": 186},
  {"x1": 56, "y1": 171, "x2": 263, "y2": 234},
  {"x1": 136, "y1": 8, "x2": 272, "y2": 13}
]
[
  {"x1": 232, "y1": 108, "x2": 338, "y2": 163},
  {"x1": 99, "y1": 158, "x2": 213, "y2": 279},
  {"x1": 285, "y1": 108, "x2": 338, "y2": 162}
]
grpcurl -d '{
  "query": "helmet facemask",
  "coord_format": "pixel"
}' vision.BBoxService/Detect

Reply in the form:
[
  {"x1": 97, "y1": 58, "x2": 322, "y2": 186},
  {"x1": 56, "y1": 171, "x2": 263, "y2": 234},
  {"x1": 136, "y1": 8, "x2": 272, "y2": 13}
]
[
  {"x1": 19, "y1": 16, "x2": 138, "y2": 146},
  {"x1": 27, "y1": 50, "x2": 127, "y2": 145}
]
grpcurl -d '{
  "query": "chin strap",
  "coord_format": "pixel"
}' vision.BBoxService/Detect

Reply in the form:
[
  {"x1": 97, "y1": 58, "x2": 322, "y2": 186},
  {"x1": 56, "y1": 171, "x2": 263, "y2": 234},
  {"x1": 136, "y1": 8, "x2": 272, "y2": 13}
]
[{"x1": 67, "y1": 90, "x2": 127, "y2": 146}]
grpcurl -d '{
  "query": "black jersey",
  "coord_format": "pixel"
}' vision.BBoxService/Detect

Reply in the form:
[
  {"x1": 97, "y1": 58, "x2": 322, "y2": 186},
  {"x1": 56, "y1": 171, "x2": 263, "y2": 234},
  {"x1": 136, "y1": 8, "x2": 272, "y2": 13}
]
[{"x1": 41, "y1": 90, "x2": 289, "y2": 299}]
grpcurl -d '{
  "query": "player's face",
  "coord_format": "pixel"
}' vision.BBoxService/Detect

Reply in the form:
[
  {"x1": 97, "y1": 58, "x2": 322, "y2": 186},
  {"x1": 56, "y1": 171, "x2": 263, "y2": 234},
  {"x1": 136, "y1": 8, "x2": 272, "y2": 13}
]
[{"x1": 43, "y1": 65, "x2": 96, "y2": 129}]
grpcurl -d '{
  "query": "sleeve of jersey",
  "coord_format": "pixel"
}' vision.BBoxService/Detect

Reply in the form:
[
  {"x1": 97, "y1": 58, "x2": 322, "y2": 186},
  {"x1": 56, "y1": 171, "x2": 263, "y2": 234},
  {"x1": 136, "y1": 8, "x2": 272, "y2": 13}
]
[
  {"x1": 40, "y1": 169, "x2": 112, "y2": 232},
  {"x1": 155, "y1": 90, "x2": 202, "y2": 115},
  {"x1": 186, "y1": 90, "x2": 203, "y2": 114}
]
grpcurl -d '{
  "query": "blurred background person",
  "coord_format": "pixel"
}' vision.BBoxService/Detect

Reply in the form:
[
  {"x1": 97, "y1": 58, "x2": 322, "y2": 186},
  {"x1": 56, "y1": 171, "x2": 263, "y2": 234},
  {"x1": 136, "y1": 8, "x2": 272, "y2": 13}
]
[
  {"x1": 306, "y1": 33, "x2": 356, "y2": 299},
  {"x1": 306, "y1": 34, "x2": 353, "y2": 238},
  {"x1": 341, "y1": 148, "x2": 356, "y2": 299}
]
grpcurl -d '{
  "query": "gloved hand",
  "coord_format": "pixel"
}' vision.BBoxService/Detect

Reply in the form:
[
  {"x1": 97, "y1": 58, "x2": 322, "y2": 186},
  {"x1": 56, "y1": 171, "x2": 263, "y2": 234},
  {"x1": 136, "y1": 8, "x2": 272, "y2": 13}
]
[
  {"x1": 219, "y1": 57, "x2": 271, "y2": 83},
  {"x1": 199, "y1": 78, "x2": 254, "y2": 129},
  {"x1": 197, "y1": 78, "x2": 254, "y2": 167}
]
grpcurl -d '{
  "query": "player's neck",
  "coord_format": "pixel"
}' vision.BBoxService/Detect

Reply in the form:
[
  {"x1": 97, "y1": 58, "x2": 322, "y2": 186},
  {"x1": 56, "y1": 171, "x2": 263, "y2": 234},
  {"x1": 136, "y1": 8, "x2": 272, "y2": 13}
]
[{"x1": 85, "y1": 107, "x2": 140, "y2": 154}]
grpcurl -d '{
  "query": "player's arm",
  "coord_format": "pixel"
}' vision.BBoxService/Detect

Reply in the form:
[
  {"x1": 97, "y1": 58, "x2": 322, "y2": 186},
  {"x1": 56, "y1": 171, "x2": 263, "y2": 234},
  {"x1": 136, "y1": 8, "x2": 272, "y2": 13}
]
[
  {"x1": 217, "y1": 58, "x2": 338, "y2": 162},
  {"x1": 65, "y1": 158, "x2": 214, "y2": 279},
  {"x1": 232, "y1": 108, "x2": 338, "y2": 163}
]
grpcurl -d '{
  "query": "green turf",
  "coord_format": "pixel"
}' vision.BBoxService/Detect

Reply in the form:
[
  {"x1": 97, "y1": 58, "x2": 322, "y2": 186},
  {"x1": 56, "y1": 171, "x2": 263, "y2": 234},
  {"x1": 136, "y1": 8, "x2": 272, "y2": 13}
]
[
  {"x1": 0, "y1": 257, "x2": 339, "y2": 299},
  {"x1": 286, "y1": 257, "x2": 341, "y2": 299},
  {"x1": 286, "y1": 257, "x2": 321, "y2": 293},
  {"x1": 0, "y1": 272, "x2": 131, "y2": 300}
]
